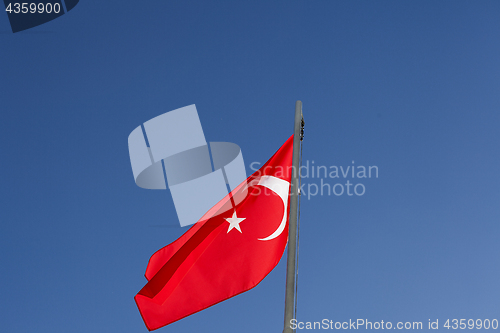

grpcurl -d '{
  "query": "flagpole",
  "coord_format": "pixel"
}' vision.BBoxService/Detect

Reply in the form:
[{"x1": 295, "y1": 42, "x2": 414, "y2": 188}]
[{"x1": 283, "y1": 101, "x2": 304, "y2": 333}]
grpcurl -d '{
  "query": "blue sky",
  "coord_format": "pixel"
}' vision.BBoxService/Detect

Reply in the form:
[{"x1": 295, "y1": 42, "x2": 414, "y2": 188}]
[{"x1": 1, "y1": 1, "x2": 499, "y2": 332}]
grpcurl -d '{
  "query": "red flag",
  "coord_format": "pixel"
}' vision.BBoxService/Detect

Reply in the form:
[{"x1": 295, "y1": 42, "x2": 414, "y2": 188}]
[{"x1": 135, "y1": 135, "x2": 294, "y2": 331}]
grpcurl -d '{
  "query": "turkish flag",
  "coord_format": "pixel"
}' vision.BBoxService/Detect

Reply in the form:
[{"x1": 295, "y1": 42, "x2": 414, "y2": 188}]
[{"x1": 135, "y1": 135, "x2": 294, "y2": 330}]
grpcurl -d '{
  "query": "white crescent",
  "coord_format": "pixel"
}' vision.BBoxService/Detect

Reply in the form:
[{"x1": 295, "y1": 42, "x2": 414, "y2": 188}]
[{"x1": 257, "y1": 176, "x2": 290, "y2": 241}]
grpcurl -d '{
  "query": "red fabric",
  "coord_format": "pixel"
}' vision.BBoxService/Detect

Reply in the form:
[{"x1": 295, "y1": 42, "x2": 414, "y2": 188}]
[{"x1": 135, "y1": 135, "x2": 294, "y2": 331}]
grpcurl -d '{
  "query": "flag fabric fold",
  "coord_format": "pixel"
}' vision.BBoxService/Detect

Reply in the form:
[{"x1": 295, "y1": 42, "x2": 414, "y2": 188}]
[{"x1": 135, "y1": 135, "x2": 294, "y2": 331}]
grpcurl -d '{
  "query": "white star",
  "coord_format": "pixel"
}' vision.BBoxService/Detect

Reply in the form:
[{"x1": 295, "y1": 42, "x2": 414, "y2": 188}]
[{"x1": 225, "y1": 211, "x2": 246, "y2": 234}]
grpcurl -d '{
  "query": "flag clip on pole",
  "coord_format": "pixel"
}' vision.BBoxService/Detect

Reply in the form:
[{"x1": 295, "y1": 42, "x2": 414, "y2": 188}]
[{"x1": 283, "y1": 101, "x2": 304, "y2": 333}]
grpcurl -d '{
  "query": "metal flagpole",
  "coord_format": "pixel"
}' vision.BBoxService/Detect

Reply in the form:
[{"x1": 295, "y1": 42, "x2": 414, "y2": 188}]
[{"x1": 283, "y1": 100, "x2": 304, "y2": 333}]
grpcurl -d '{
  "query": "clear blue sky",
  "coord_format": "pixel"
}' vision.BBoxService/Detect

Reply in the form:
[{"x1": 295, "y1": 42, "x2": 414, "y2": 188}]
[{"x1": 1, "y1": 1, "x2": 499, "y2": 332}]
